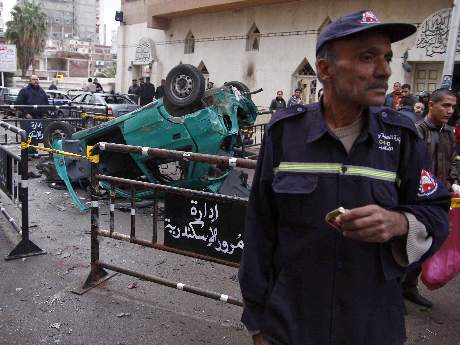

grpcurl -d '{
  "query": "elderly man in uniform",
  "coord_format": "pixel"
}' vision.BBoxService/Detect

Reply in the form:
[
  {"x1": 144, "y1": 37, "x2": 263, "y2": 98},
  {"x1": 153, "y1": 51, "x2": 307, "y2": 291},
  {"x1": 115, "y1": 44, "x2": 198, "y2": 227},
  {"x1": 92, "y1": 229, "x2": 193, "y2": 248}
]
[{"x1": 239, "y1": 10, "x2": 450, "y2": 345}]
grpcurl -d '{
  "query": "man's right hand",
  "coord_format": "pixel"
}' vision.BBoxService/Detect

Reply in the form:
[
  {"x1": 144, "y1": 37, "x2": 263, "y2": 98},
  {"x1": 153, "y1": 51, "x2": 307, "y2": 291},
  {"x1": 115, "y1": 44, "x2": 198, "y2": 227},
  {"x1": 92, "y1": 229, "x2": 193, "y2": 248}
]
[{"x1": 253, "y1": 334, "x2": 273, "y2": 345}]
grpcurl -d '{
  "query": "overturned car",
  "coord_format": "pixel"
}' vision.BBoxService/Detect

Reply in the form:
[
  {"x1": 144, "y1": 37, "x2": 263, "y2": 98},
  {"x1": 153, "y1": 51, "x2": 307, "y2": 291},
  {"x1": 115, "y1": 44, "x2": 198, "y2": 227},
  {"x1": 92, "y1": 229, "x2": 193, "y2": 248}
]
[{"x1": 52, "y1": 64, "x2": 261, "y2": 203}]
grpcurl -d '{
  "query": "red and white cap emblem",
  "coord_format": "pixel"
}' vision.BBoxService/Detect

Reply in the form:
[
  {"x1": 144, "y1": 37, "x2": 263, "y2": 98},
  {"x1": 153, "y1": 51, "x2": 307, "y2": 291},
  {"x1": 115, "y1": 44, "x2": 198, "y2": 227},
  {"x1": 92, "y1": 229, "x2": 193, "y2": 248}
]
[{"x1": 359, "y1": 11, "x2": 381, "y2": 24}]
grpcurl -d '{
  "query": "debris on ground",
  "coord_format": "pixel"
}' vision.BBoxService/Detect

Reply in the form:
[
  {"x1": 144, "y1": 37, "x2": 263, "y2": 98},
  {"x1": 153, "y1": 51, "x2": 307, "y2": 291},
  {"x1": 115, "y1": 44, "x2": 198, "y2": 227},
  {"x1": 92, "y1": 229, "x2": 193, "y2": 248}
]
[
  {"x1": 116, "y1": 312, "x2": 131, "y2": 318},
  {"x1": 50, "y1": 323, "x2": 61, "y2": 329}
]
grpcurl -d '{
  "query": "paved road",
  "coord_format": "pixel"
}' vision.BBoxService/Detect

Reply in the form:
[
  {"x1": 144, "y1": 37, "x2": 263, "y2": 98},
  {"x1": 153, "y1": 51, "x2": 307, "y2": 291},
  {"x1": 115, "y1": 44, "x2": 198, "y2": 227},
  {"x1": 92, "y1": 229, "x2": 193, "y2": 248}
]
[{"x1": 0, "y1": 158, "x2": 459, "y2": 345}]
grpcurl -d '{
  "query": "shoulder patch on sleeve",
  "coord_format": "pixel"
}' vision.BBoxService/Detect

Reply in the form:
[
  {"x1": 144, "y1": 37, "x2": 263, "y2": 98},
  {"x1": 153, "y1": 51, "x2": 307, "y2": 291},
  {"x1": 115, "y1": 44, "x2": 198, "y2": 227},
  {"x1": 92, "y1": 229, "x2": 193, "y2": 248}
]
[
  {"x1": 267, "y1": 103, "x2": 318, "y2": 132},
  {"x1": 373, "y1": 106, "x2": 419, "y2": 136}
]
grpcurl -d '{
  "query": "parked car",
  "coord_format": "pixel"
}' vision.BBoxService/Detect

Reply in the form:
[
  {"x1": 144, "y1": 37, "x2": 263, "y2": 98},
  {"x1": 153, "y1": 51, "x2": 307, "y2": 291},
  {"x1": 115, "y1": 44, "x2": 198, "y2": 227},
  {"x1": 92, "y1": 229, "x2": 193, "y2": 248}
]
[
  {"x1": 0, "y1": 87, "x2": 21, "y2": 116},
  {"x1": 46, "y1": 90, "x2": 71, "y2": 117},
  {"x1": 70, "y1": 92, "x2": 140, "y2": 117},
  {"x1": 0, "y1": 87, "x2": 21, "y2": 105}
]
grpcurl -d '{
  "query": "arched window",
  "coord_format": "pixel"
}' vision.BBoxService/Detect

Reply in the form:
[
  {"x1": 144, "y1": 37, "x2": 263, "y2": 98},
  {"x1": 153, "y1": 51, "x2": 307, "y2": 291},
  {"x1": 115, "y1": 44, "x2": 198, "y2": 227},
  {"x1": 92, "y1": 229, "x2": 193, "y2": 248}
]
[
  {"x1": 292, "y1": 58, "x2": 318, "y2": 104},
  {"x1": 246, "y1": 24, "x2": 260, "y2": 51},
  {"x1": 198, "y1": 61, "x2": 210, "y2": 87},
  {"x1": 184, "y1": 31, "x2": 195, "y2": 54}
]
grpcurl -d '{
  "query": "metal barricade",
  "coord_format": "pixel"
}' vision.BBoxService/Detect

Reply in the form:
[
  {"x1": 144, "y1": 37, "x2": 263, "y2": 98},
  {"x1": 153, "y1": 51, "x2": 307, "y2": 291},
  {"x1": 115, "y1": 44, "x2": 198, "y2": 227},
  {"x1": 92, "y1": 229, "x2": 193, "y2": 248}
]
[
  {"x1": 236, "y1": 123, "x2": 266, "y2": 158},
  {"x1": 77, "y1": 142, "x2": 257, "y2": 307},
  {"x1": 0, "y1": 105, "x2": 111, "y2": 147},
  {"x1": 0, "y1": 121, "x2": 46, "y2": 260}
]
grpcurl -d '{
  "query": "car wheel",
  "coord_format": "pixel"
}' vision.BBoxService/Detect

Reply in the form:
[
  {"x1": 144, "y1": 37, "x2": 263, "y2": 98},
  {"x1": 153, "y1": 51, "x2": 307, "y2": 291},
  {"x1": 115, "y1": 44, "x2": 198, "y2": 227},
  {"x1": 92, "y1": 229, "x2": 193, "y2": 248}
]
[
  {"x1": 43, "y1": 121, "x2": 75, "y2": 148},
  {"x1": 165, "y1": 64, "x2": 205, "y2": 108},
  {"x1": 162, "y1": 97, "x2": 203, "y2": 117},
  {"x1": 224, "y1": 81, "x2": 251, "y2": 99}
]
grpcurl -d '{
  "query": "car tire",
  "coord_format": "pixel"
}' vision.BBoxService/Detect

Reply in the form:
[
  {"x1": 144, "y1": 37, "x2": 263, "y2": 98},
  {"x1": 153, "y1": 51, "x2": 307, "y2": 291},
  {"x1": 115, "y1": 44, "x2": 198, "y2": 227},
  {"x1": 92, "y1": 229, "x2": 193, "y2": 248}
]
[
  {"x1": 165, "y1": 64, "x2": 205, "y2": 108},
  {"x1": 224, "y1": 81, "x2": 251, "y2": 99},
  {"x1": 43, "y1": 121, "x2": 75, "y2": 148},
  {"x1": 162, "y1": 97, "x2": 203, "y2": 117}
]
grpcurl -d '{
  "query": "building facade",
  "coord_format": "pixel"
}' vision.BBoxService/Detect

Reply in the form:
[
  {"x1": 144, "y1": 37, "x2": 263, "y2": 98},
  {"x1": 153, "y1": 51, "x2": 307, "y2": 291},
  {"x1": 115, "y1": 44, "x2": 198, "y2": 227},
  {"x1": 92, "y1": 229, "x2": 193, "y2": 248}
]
[
  {"x1": 18, "y1": 0, "x2": 100, "y2": 43},
  {"x1": 30, "y1": 39, "x2": 115, "y2": 79},
  {"x1": 116, "y1": 0, "x2": 456, "y2": 108}
]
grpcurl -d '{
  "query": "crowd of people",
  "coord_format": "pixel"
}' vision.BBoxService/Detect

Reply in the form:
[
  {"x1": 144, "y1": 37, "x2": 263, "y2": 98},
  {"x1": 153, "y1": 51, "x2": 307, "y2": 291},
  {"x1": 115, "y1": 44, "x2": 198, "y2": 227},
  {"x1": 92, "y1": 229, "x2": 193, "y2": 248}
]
[{"x1": 128, "y1": 77, "x2": 165, "y2": 106}]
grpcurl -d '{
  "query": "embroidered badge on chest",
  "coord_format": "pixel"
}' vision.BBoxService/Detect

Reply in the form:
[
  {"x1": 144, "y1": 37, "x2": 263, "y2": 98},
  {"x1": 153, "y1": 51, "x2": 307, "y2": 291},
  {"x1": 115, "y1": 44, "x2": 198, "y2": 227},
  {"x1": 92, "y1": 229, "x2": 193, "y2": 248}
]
[
  {"x1": 418, "y1": 169, "x2": 438, "y2": 197},
  {"x1": 377, "y1": 132, "x2": 401, "y2": 152}
]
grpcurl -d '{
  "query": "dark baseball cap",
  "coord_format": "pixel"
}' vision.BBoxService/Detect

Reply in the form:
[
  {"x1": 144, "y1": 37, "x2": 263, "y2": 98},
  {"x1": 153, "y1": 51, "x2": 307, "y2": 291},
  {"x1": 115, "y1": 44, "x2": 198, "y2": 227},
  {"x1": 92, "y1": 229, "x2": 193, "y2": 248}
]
[{"x1": 316, "y1": 10, "x2": 416, "y2": 56}]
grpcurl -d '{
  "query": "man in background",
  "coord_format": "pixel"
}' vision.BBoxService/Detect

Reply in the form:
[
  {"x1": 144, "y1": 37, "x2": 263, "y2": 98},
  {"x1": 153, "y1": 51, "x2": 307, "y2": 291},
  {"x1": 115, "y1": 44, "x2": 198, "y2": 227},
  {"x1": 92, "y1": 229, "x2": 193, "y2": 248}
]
[
  {"x1": 83, "y1": 78, "x2": 96, "y2": 92},
  {"x1": 93, "y1": 78, "x2": 104, "y2": 93},
  {"x1": 402, "y1": 88, "x2": 459, "y2": 309},
  {"x1": 155, "y1": 79, "x2": 166, "y2": 99},
  {"x1": 48, "y1": 80, "x2": 57, "y2": 90},
  {"x1": 414, "y1": 102, "x2": 425, "y2": 120},
  {"x1": 384, "y1": 81, "x2": 402, "y2": 109},
  {"x1": 128, "y1": 79, "x2": 140, "y2": 103},
  {"x1": 269, "y1": 90, "x2": 286, "y2": 113},
  {"x1": 400, "y1": 83, "x2": 417, "y2": 109},
  {"x1": 139, "y1": 77, "x2": 155, "y2": 106},
  {"x1": 16, "y1": 75, "x2": 49, "y2": 119},
  {"x1": 287, "y1": 88, "x2": 303, "y2": 107}
]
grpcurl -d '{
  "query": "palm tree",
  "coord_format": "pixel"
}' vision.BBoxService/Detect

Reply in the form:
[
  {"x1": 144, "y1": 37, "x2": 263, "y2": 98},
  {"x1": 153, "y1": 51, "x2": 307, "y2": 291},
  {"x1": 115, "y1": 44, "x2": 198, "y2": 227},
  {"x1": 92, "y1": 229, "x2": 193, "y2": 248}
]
[{"x1": 5, "y1": 1, "x2": 48, "y2": 77}]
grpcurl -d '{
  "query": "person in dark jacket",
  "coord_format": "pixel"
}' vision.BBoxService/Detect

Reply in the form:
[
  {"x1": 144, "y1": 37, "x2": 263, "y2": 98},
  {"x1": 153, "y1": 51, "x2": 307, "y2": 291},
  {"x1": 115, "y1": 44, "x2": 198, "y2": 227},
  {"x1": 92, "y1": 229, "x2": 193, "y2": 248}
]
[
  {"x1": 93, "y1": 78, "x2": 104, "y2": 93},
  {"x1": 269, "y1": 90, "x2": 286, "y2": 113},
  {"x1": 139, "y1": 77, "x2": 155, "y2": 106},
  {"x1": 48, "y1": 80, "x2": 57, "y2": 90},
  {"x1": 155, "y1": 79, "x2": 166, "y2": 99},
  {"x1": 286, "y1": 88, "x2": 303, "y2": 107},
  {"x1": 419, "y1": 90, "x2": 430, "y2": 117},
  {"x1": 401, "y1": 88, "x2": 458, "y2": 310},
  {"x1": 239, "y1": 10, "x2": 450, "y2": 345},
  {"x1": 128, "y1": 79, "x2": 140, "y2": 103},
  {"x1": 384, "y1": 81, "x2": 402, "y2": 109},
  {"x1": 399, "y1": 96, "x2": 420, "y2": 123},
  {"x1": 16, "y1": 75, "x2": 49, "y2": 118}
]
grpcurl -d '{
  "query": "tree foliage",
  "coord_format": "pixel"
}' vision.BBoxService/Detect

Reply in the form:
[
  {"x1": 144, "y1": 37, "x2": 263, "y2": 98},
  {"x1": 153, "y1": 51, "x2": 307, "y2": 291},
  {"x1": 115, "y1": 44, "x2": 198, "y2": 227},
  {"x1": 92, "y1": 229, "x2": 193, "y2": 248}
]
[
  {"x1": 96, "y1": 65, "x2": 117, "y2": 78},
  {"x1": 5, "y1": 1, "x2": 48, "y2": 77}
]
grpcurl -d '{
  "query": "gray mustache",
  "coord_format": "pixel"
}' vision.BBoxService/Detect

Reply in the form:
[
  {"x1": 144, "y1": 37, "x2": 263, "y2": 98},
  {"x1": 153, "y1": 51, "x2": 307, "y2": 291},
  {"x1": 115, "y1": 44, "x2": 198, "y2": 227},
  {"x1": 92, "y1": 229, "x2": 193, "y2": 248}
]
[{"x1": 368, "y1": 83, "x2": 388, "y2": 90}]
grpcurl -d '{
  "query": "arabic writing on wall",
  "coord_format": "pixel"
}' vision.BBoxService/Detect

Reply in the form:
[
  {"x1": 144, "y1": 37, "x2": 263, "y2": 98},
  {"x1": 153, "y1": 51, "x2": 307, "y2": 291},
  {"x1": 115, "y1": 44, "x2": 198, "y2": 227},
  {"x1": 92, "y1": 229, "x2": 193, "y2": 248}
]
[
  {"x1": 164, "y1": 196, "x2": 245, "y2": 263},
  {"x1": 416, "y1": 8, "x2": 460, "y2": 57}
]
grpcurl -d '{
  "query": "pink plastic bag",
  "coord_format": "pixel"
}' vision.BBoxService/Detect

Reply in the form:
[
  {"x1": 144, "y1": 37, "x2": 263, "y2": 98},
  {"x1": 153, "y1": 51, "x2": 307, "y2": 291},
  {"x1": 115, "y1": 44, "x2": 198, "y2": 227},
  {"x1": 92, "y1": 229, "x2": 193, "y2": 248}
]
[{"x1": 421, "y1": 205, "x2": 460, "y2": 290}]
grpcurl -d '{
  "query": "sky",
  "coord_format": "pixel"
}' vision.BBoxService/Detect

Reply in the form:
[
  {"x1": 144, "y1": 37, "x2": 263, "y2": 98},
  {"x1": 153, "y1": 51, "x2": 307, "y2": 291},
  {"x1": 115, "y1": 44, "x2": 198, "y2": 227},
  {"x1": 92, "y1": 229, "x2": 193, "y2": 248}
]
[{"x1": 2, "y1": 0, "x2": 121, "y2": 45}]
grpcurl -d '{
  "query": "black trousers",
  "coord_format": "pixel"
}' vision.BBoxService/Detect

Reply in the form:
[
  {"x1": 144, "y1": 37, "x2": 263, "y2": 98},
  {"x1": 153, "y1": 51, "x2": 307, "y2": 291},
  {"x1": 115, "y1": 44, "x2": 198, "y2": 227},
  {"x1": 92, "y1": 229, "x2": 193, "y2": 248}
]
[{"x1": 402, "y1": 266, "x2": 421, "y2": 290}]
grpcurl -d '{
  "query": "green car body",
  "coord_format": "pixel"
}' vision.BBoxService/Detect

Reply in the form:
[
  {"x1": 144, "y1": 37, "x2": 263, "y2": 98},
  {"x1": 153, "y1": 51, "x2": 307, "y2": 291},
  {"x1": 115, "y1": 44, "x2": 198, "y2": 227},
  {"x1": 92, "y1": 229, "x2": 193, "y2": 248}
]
[{"x1": 69, "y1": 86, "x2": 258, "y2": 192}]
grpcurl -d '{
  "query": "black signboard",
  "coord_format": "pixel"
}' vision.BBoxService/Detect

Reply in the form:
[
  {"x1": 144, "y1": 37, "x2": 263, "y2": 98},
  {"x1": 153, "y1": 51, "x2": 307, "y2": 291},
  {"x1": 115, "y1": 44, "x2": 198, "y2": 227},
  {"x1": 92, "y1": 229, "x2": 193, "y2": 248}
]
[
  {"x1": 163, "y1": 194, "x2": 246, "y2": 264},
  {"x1": 20, "y1": 119, "x2": 50, "y2": 154},
  {"x1": 20, "y1": 119, "x2": 50, "y2": 144}
]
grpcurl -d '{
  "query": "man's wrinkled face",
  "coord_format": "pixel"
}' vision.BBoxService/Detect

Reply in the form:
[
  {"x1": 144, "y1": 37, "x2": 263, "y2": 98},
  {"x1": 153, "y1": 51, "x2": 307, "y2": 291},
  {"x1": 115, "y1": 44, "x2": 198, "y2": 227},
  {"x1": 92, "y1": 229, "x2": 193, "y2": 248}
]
[
  {"x1": 327, "y1": 31, "x2": 392, "y2": 106},
  {"x1": 429, "y1": 95, "x2": 457, "y2": 126},
  {"x1": 414, "y1": 102, "x2": 425, "y2": 114}
]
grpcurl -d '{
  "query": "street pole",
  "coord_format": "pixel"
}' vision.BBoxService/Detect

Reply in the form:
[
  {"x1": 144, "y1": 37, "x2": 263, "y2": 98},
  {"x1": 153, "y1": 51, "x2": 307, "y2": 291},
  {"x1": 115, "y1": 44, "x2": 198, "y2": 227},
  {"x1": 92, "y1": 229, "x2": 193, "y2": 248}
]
[
  {"x1": 1, "y1": 72, "x2": 4, "y2": 87},
  {"x1": 441, "y1": 0, "x2": 460, "y2": 89}
]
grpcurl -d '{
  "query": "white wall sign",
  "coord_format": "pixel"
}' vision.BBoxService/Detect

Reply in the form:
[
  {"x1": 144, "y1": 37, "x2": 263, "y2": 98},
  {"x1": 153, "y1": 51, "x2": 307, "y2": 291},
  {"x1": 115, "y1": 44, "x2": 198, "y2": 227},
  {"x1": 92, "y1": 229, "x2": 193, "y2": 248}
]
[
  {"x1": 133, "y1": 38, "x2": 156, "y2": 65},
  {"x1": 0, "y1": 44, "x2": 17, "y2": 73}
]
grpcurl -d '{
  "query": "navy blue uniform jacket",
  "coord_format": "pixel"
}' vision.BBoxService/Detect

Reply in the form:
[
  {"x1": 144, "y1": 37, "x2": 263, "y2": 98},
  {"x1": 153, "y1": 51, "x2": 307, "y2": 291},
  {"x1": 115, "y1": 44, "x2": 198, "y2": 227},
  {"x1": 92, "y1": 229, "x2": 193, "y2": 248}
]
[
  {"x1": 239, "y1": 102, "x2": 450, "y2": 345},
  {"x1": 16, "y1": 84, "x2": 49, "y2": 118}
]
